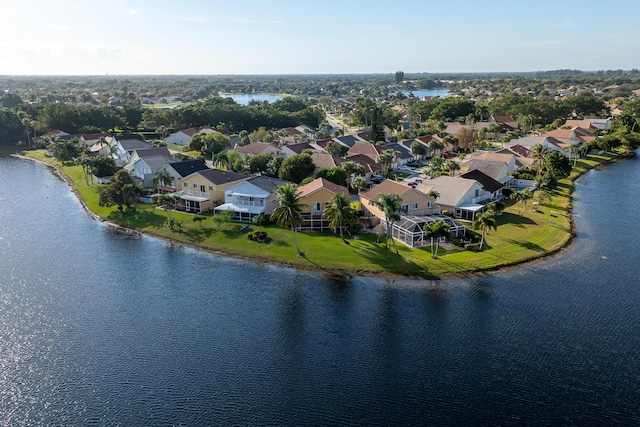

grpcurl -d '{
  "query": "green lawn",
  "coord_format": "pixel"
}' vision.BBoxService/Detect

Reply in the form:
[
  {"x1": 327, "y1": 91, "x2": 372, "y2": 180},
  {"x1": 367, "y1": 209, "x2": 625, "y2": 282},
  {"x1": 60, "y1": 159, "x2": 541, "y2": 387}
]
[{"x1": 21, "y1": 150, "x2": 619, "y2": 278}]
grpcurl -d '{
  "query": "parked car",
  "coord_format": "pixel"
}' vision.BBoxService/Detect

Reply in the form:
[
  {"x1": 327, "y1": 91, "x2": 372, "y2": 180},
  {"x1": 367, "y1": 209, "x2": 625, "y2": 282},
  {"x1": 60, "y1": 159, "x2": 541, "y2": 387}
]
[
  {"x1": 407, "y1": 162, "x2": 420, "y2": 168},
  {"x1": 371, "y1": 176, "x2": 385, "y2": 184},
  {"x1": 397, "y1": 165, "x2": 413, "y2": 172}
]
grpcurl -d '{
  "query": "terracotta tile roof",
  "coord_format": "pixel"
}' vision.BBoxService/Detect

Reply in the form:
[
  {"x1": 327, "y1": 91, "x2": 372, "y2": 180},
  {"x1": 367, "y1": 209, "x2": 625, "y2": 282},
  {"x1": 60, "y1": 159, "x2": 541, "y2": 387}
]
[
  {"x1": 297, "y1": 177, "x2": 349, "y2": 198},
  {"x1": 235, "y1": 142, "x2": 276, "y2": 155},
  {"x1": 360, "y1": 179, "x2": 413, "y2": 201}
]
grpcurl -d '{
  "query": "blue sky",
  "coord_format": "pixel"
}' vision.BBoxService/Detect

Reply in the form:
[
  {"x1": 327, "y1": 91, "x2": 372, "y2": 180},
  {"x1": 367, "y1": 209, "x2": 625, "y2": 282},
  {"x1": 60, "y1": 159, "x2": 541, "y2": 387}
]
[{"x1": 0, "y1": 0, "x2": 638, "y2": 75}]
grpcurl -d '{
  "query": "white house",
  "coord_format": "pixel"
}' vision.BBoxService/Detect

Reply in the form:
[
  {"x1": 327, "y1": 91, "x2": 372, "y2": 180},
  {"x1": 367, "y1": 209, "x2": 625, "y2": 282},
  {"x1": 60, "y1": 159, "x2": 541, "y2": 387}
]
[
  {"x1": 214, "y1": 176, "x2": 291, "y2": 222},
  {"x1": 165, "y1": 126, "x2": 217, "y2": 146}
]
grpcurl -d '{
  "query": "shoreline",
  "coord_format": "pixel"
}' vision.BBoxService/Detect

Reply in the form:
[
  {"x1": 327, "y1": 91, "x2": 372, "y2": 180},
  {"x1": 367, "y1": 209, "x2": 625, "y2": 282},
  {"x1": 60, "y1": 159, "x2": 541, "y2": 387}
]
[{"x1": 11, "y1": 151, "x2": 626, "y2": 281}]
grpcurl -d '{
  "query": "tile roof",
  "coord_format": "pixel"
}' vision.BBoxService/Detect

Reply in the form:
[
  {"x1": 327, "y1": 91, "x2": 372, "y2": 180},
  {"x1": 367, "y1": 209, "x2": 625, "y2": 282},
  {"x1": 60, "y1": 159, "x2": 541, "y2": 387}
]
[
  {"x1": 297, "y1": 177, "x2": 349, "y2": 198},
  {"x1": 460, "y1": 169, "x2": 504, "y2": 193}
]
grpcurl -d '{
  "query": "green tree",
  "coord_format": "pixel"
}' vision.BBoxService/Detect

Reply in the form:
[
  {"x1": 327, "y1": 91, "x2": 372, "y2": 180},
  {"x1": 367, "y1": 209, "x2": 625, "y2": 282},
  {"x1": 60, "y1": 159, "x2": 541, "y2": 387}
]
[
  {"x1": 323, "y1": 193, "x2": 358, "y2": 243},
  {"x1": 341, "y1": 161, "x2": 365, "y2": 188},
  {"x1": 278, "y1": 153, "x2": 315, "y2": 183},
  {"x1": 271, "y1": 183, "x2": 306, "y2": 256},
  {"x1": 151, "y1": 168, "x2": 173, "y2": 192},
  {"x1": 375, "y1": 193, "x2": 403, "y2": 258},
  {"x1": 531, "y1": 143, "x2": 550, "y2": 179},
  {"x1": 424, "y1": 219, "x2": 450, "y2": 258},
  {"x1": 510, "y1": 189, "x2": 533, "y2": 216},
  {"x1": 212, "y1": 209, "x2": 235, "y2": 231},
  {"x1": 473, "y1": 210, "x2": 497, "y2": 250},
  {"x1": 410, "y1": 140, "x2": 427, "y2": 159},
  {"x1": 99, "y1": 170, "x2": 137, "y2": 212},
  {"x1": 316, "y1": 167, "x2": 347, "y2": 187}
]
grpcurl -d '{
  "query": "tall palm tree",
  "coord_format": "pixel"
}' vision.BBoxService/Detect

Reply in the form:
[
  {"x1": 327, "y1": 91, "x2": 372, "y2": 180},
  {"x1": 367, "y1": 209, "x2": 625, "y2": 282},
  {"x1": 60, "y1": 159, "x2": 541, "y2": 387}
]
[
  {"x1": 531, "y1": 144, "x2": 550, "y2": 179},
  {"x1": 510, "y1": 189, "x2": 533, "y2": 216},
  {"x1": 427, "y1": 190, "x2": 440, "y2": 201},
  {"x1": 375, "y1": 193, "x2": 403, "y2": 258},
  {"x1": 342, "y1": 161, "x2": 365, "y2": 188},
  {"x1": 212, "y1": 151, "x2": 229, "y2": 170},
  {"x1": 151, "y1": 168, "x2": 173, "y2": 193},
  {"x1": 375, "y1": 150, "x2": 394, "y2": 178},
  {"x1": 429, "y1": 155, "x2": 445, "y2": 177},
  {"x1": 425, "y1": 219, "x2": 450, "y2": 259},
  {"x1": 473, "y1": 210, "x2": 497, "y2": 250},
  {"x1": 271, "y1": 183, "x2": 306, "y2": 256},
  {"x1": 323, "y1": 193, "x2": 358, "y2": 244},
  {"x1": 445, "y1": 159, "x2": 460, "y2": 176}
]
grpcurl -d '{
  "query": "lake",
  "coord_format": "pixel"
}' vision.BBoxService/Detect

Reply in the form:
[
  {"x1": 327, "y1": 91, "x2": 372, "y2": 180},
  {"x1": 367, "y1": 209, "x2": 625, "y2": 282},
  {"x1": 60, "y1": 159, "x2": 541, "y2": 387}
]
[
  {"x1": 402, "y1": 89, "x2": 450, "y2": 98},
  {"x1": 220, "y1": 93, "x2": 284, "y2": 105},
  {"x1": 0, "y1": 154, "x2": 639, "y2": 425}
]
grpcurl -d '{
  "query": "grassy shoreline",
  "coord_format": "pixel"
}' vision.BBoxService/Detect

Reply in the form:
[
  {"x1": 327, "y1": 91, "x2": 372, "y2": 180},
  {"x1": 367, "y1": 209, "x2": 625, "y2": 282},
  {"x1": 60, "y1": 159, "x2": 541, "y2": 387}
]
[{"x1": 18, "y1": 149, "x2": 621, "y2": 279}]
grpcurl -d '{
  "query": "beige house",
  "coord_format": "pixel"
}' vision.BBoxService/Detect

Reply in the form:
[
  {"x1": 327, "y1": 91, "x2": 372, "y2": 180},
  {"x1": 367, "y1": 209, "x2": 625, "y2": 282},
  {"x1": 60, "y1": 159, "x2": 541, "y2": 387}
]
[
  {"x1": 175, "y1": 168, "x2": 247, "y2": 213},
  {"x1": 296, "y1": 178, "x2": 351, "y2": 231},
  {"x1": 360, "y1": 180, "x2": 439, "y2": 225}
]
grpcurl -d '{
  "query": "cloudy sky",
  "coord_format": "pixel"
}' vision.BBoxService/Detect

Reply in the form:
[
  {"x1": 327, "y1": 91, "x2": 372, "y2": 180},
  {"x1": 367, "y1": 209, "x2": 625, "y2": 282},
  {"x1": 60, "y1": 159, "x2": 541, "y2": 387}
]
[{"x1": 0, "y1": 0, "x2": 638, "y2": 75}]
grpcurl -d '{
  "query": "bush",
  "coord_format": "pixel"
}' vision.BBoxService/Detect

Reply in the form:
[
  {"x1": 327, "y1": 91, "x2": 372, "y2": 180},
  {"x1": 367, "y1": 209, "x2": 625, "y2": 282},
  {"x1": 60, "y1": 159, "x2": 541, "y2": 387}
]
[
  {"x1": 256, "y1": 231, "x2": 268, "y2": 241},
  {"x1": 247, "y1": 233, "x2": 255, "y2": 241},
  {"x1": 465, "y1": 243, "x2": 482, "y2": 252}
]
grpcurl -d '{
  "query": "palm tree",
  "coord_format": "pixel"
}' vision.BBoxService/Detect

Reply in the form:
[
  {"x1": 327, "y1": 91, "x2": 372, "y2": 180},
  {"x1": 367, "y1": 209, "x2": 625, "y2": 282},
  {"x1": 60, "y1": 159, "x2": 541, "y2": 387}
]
[
  {"x1": 151, "y1": 169, "x2": 173, "y2": 193},
  {"x1": 271, "y1": 183, "x2": 306, "y2": 256},
  {"x1": 428, "y1": 155, "x2": 445, "y2": 177},
  {"x1": 567, "y1": 142, "x2": 581, "y2": 167},
  {"x1": 351, "y1": 176, "x2": 368, "y2": 193},
  {"x1": 475, "y1": 102, "x2": 490, "y2": 122},
  {"x1": 445, "y1": 159, "x2": 460, "y2": 176},
  {"x1": 531, "y1": 143, "x2": 550, "y2": 179},
  {"x1": 375, "y1": 193, "x2": 403, "y2": 258},
  {"x1": 473, "y1": 210, "x2": 497, "y2": 250},
  {"x1": 425, "y1": 219, "x2": 450, "y2": 258},
  {"x1": 342, "y1": 161, "x2": 365, "y2": 189},
  {"x1": 487, "y1": 200, "x2": 505, "y2": 216},
  {"x1": 427, "y1": 190, "x2": 440, "y2": 201},
  {"x1": 323, "y1": 193, "x2": 358, "y2": 243},
  {"x1": 375, "y1": 150, "x2": 394, "y2": 178},
  {"x1": 510, "y1": 189, "x2": 533, "y2": 216},
  {"x1": 212, "y1": 151, "x2": 229, "y2": 169}
]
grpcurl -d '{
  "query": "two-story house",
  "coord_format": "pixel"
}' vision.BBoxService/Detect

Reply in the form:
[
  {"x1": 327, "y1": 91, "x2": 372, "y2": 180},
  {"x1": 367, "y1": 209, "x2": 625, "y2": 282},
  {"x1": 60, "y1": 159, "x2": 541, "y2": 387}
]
[{"x1": 175, "y1": 169, "x2": 247, "y2": 213}]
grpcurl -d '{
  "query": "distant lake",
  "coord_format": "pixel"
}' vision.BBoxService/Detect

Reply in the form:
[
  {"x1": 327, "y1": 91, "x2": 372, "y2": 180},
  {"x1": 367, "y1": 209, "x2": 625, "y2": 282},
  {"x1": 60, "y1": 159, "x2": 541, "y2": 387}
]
[
  {"x1": 402, "y1": 89, "x2": 449, "y2": 98},
  {"x1": 220, "y1": 93, "x2": 284, "y2": 105}
]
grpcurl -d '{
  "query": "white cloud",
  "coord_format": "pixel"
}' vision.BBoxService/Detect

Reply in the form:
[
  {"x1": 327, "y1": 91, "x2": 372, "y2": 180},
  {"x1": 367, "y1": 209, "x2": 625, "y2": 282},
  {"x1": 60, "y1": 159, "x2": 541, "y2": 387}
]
[{"x1": 128, "y1": 9, "x2": 138, "y2": 15}]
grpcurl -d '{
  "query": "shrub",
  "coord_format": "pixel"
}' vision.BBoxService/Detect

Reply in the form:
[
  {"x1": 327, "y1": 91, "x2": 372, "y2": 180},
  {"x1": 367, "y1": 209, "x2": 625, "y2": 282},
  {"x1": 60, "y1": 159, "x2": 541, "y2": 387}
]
[
  {"x1": 256, "y1": 231, "x2": 268, "y2": 241},
  {"x1": 247, "y1": 233, "x2": 255, "y2": 241}
]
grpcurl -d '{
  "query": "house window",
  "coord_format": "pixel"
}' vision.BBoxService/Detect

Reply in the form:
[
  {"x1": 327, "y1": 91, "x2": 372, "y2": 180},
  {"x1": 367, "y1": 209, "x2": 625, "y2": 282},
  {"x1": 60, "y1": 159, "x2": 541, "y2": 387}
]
[
  {"x1": 412, "y1": 203, "x2": 418, "y2": 210},
  {"x1": 401, "y1": 204, "x2": 408, "y2": 213},
  {"x1": 193, "y1": 183, "x2": 197, "y2": 189},
  {"x1": 312, "y1": 202, "x2": 322, "y2": 213},
  {"x1": 200, "y1": 185, "x2": 206, "y2": 192},
  {"x1": 475, "y1": 189, "x2": 479, "y2": 197},
  {"x1": 183, "y1": 182, "x2": 187, "y2": 188},
  {"x1": 209, "y1": 186, "x2": 213, "y2": 191},
  {"x1": 427, "y1": 201, "x2": 433, "y2": 208}
]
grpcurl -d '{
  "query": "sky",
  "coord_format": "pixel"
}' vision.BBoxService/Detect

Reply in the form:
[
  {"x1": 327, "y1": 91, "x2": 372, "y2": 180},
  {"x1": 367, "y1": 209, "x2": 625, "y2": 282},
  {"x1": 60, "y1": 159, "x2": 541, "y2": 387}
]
[{"x1": 1, "y1": 0, "x2": 639, "y2": 75}]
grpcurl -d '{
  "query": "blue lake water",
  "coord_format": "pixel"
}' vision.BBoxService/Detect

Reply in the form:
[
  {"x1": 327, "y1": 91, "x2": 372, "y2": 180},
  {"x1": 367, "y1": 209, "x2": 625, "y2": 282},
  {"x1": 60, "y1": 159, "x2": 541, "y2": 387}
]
[
  {"x1": 0, "y1": 154, "x2": 639, "y2": 425},
  {"x1": 220, "y1": 93, "x2": 284, "y2": 105},
  {"x1": 402, "y1": 89, "x2": 449, "y2": 98}
]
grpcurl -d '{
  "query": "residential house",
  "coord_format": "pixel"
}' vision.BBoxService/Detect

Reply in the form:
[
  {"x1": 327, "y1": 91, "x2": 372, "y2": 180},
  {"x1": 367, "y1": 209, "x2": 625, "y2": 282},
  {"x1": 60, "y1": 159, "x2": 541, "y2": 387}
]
[
  {"x1": 80, "y1": 133, "x2": 110, "y2": 148},
  {"x1": 157, "y1": 160, "x2": 210, "y2": 192},
  {"x1": 165, "y1": 126, "x2": 217, "y2": 146},
  {"x1": 279, "y1": 127, "x2": 307, "y2": 144},
  {"x1": 124, "y1": 147, "x2": 176, "y2": 188},
  {"x1": 175, "y1": 169, "x2": 247, "y2": 213},
  {"x1": 280, "y1": 142, "x2": 317, "y2": 158},
  {"x1": 111, "y1": 134, "x2": 152, "y2": 166},
  {"x1": 488, "y1": 115, "x2": 519, "y2": 130},
  {"x1": 332, "y1": 135, "x2": 367, "y2": 149},
  {"x1": 214, "y1": 176, "x2": 291, "y2": 222},
  {"x1": 459, "y1": 169, "x2": 505, "y2": 201},
  {"x1": 296, "y1": 178, "x2": 351, "y2": 231},
  {"x1": 380, "y1": 142, "x2": 413, "y2": 168},
  {"x1": 234, "y1": 142, "x2": 281, "y2": 158},
  {"x1": 416, "y1": 175, "x2": 494, "y2": 221},
  {"x1": 346, "y1": 141, "x2": 384, "y2": 159},
  {"x1": 344, "y1": 154, "x2": 383, "y2": 179},
  {"x1": 539, "y1": 127, "x2": 596, "y2": 145},
  {"x1": 360, "y1": 180, "x2": 440, "y2": 226}
]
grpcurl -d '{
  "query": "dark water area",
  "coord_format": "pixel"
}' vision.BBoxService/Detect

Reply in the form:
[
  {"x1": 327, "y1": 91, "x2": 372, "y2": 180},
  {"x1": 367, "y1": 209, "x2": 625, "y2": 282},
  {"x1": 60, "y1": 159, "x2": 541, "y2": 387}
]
[{"x1": 0, "y1": 155, "x2": 639, "y2": 426}]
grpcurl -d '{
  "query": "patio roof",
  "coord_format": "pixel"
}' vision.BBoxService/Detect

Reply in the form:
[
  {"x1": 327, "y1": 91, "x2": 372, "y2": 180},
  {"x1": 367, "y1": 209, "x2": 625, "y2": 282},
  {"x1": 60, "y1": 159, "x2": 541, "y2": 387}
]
[
  {"x1": 214, "y1": 203, "x2": 264, "y2": 215},
  {"x1": 173, "y1": 191, "x2": 209, "y2": 202}
]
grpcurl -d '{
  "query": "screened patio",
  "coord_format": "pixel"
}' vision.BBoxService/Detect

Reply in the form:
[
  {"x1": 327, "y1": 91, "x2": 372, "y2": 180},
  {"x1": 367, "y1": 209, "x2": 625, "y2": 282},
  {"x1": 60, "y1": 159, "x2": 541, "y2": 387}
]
[{"x1": 389, "y1": 214, "x2": 466, "y2": 248}]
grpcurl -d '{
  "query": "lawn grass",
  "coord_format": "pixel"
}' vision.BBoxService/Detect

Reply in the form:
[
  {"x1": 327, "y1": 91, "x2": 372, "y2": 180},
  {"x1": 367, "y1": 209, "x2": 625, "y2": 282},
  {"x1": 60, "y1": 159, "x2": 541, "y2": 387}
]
[{"x1": 21, "y1": 150, "x2": 620, "y2": 278}]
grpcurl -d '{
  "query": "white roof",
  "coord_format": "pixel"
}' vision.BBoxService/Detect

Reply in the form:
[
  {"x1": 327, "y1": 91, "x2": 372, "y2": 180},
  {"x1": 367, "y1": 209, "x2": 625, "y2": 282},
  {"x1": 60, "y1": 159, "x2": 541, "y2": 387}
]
[{"x1": 214, "y1": 202, "x2": 264, "y2": 215}]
